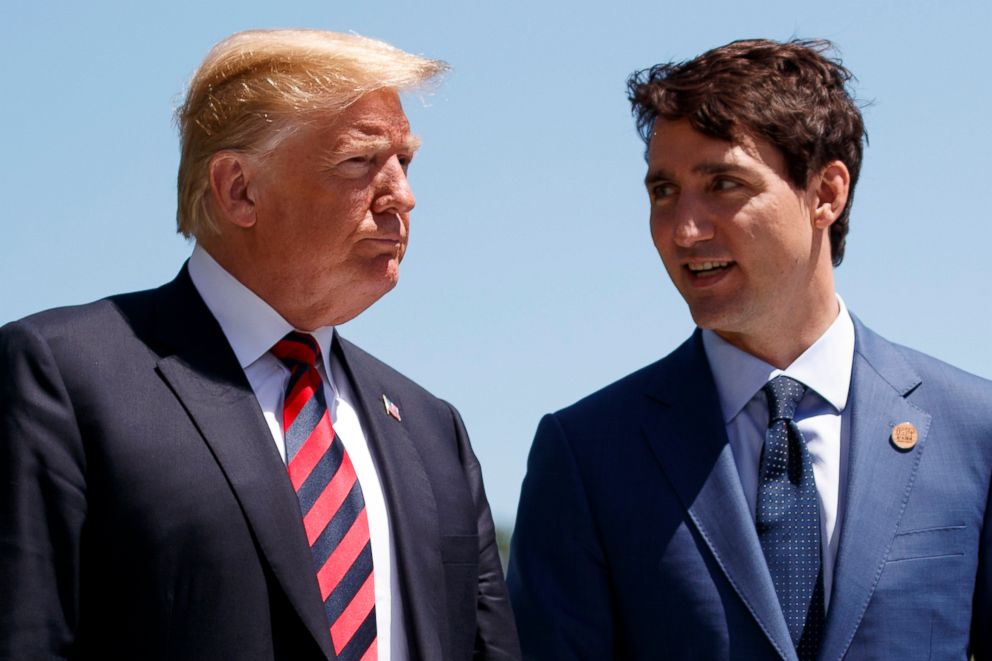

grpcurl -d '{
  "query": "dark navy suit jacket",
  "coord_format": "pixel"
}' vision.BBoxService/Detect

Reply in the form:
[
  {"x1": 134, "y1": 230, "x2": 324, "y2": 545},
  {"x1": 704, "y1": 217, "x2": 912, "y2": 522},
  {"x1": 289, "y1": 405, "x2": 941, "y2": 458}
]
[
  {"x1": 0, "y1": 267, "x2": 520, "y2": 660},
  {"x1": 508, "y1": 318, "x2": 992, "y2": 659}
]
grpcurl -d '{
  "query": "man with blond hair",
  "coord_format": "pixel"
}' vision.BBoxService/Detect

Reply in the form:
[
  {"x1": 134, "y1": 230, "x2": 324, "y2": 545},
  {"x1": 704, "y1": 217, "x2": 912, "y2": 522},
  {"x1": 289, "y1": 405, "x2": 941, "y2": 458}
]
[{"x1": 0, "y1": 29, "x2": 519, "y2": 660}]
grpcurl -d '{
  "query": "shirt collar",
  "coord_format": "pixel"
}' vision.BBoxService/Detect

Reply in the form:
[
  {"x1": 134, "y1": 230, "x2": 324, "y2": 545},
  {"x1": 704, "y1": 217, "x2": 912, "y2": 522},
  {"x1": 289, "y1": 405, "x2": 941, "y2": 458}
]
[
  {"x1": 701, "y1": 295, "x2": 854, "y2": 423},
  {"x1": 187, "y1": 244, "x2": 337, "y2": 377}
]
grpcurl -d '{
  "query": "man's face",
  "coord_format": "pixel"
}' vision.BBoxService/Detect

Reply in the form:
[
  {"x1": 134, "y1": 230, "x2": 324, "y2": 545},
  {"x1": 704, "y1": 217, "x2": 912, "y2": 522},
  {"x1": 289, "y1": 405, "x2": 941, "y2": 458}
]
[
  {"x1": 246, "y1": 89, "x2": 419, "y2": 327},
  {"x1": 645, "y1": 119, "x2": 833, "y2": 352}
]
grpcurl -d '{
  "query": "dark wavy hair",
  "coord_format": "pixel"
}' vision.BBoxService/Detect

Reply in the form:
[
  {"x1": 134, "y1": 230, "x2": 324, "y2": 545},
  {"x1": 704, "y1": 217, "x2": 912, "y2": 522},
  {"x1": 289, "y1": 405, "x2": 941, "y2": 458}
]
[{"x1": 627, "y1": 38, "x2": 866, "y2": 265}]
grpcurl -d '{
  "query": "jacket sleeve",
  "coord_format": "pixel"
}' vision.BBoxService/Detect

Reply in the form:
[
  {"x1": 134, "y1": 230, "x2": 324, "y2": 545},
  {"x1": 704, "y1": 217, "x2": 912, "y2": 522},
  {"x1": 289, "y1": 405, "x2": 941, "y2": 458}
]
[
  {"x1": 972, "y1": 472, "x2": 992, "y2": 659},
  {"x1": 506, "y1": 413, "x2": 616, "y2": 660},
  {"x1": 446, "y1": 403, "x2": 522, "y2": 661},
  {"x1": 0, "y1": 320, "x2": 87, "y2": 659}
]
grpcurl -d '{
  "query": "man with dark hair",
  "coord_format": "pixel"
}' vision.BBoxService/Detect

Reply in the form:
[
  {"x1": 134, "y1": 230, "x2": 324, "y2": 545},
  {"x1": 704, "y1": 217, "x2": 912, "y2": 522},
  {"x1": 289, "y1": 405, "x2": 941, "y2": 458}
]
[{"x1": 508, "y1": 38, "x2": 992, "y2": 660}]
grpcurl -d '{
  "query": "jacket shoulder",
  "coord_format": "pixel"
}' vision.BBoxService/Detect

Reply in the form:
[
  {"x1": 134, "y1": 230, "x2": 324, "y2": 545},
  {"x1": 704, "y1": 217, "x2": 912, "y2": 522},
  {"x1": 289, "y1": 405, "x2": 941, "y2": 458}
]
[
  {"x1": 855, "y1": 318, "x2": 992, "y2": 403},
  {"x1": 892, "y1": 342, "x2": 992, "y2": 418},
  {"x1": 553, "y1": 333, "x2": 702, "y2": 425},
  {"x1": 852, "y1": 319, "x2": 992, "y2": 446},
  {"x1": 4, "y1": 272, "x2": 184, "y2": 334},
  {"x1": 1, "y1": 280, "x2": 178, "y2": 361},
  {"x1": 334, "y1": 334, "x2": 452, "y2": 412},
  {"x1": 898, "y1": 342, "x2": 991, "y2": 386}
]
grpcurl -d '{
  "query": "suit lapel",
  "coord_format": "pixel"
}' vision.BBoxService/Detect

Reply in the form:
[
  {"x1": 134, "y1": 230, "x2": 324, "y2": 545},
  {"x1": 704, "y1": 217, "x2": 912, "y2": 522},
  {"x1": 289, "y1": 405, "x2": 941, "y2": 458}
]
[
  {"x1": 333, "y1": 335, "x2": 444, "y2": 660},
  {"x1": 147, "y1": 268, "x2": 336, "y2": 660},
  {"x1": 642, "y1": 333, "x2": 796, "y2": 661},
  {"x1": 818, "y1": 319, "x2": 931, "y2": 660}
]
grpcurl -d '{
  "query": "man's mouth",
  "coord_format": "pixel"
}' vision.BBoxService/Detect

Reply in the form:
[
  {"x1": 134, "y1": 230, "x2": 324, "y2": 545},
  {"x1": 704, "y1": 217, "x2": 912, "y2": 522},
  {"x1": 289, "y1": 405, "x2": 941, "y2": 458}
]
[{"x1": 686, "y1": 261, "x2": 732, "y2": 275}]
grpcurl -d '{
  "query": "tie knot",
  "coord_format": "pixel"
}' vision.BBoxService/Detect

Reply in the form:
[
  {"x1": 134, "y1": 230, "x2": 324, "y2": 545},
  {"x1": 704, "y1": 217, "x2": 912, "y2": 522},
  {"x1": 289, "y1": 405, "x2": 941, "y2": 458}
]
[
  {"x1": 763, "y1": 375, "x2": 807, "y2": 422},
  {"x1": 271, "y1": 331, "x2": 322, "y2": 369}
]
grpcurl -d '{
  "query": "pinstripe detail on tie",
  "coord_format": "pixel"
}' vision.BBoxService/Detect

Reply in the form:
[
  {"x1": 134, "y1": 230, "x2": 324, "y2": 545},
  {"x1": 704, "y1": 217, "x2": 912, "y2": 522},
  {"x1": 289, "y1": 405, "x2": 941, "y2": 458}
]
[{"x1": 271, "y1": 332, "x2": 377, "y2": 661}]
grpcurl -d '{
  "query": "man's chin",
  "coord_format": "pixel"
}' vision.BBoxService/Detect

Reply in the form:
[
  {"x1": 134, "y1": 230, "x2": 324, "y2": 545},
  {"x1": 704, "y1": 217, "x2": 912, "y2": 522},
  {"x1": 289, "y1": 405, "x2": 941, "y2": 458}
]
[
  {"x1": 378, "y1": 261, "x2": 401, "y2": 291},
  {"x1": 361, "y1": 269, "x2": 401, "y2": 303},
  {"x1": 687, "y1": 303, "x2": 740, "y2": 335}
]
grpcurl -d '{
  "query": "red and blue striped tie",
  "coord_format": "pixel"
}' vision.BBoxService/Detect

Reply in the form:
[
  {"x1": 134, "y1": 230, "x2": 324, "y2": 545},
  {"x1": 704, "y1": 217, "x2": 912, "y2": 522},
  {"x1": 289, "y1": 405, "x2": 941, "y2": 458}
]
[{"x1": 271, "y1": 332, "x2": 377, "y2": 661}]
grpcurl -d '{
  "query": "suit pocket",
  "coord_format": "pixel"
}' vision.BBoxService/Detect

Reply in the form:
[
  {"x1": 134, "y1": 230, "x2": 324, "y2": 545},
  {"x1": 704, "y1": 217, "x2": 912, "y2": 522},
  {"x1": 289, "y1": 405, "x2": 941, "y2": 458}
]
[
  {"x1": 440, "y1": 534, "x2": 478, "y2": 565},
  {"x1": 887, "y1": 524, "x2": 966, "y2": 562}
]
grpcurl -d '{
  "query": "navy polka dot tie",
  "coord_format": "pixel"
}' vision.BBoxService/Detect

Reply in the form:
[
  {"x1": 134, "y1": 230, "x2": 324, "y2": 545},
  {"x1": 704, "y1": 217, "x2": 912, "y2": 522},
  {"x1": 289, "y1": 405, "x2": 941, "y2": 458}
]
[{"x1": 756, "y1": 376, "x2": 825, "y2": 660}]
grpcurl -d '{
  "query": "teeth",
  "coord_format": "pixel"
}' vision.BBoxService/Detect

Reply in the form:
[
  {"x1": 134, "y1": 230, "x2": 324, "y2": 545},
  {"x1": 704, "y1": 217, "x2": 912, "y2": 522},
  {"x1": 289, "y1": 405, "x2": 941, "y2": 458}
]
[{"x1": 688, "y1": 261, "x2": 730, "y2": 272}]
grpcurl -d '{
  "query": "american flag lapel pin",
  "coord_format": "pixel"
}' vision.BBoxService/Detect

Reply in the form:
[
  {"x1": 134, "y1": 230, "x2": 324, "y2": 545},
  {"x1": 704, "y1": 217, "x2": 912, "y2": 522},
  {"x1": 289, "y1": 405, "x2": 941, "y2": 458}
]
[{"x1": 382, "y1": 394, "x2": 402, "y2": 422}]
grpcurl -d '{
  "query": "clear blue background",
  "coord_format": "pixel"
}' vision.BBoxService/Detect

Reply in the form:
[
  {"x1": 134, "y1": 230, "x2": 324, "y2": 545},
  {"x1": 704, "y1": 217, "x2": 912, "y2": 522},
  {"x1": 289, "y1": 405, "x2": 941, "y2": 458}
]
[{"x1": 3, "y1": 1, "x2": 990, "y2": 527}]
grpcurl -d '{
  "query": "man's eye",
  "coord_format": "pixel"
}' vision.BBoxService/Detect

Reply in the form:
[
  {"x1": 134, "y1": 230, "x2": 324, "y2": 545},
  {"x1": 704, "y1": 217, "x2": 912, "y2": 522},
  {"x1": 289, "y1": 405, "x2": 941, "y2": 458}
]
[
  {"x1": 712, "y1": 178, "x2": 739, "y2": 191},
  {"x1": 652, "y1": 183, "x2": 677, "y2": 200}
]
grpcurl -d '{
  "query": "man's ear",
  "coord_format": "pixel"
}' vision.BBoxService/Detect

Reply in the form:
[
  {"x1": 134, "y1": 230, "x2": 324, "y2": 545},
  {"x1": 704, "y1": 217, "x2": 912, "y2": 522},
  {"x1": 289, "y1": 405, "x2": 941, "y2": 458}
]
[
  {"x1": 208, "y1": 151, "x2": 257, "y2": 229},
  {"x1": 811, "y1": 160, "x2": 851, "y2": 229}
]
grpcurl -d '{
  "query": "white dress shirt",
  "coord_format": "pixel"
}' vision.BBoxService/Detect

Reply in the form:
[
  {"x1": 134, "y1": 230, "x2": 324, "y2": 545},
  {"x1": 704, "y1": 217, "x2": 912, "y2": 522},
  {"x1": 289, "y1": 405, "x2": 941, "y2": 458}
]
[
  {"x1": 188, "y1": 245, "x2": 406, "y2": 660},
  {"x1": 701, "y1": 296, "x2": 854, "y2": 609}
]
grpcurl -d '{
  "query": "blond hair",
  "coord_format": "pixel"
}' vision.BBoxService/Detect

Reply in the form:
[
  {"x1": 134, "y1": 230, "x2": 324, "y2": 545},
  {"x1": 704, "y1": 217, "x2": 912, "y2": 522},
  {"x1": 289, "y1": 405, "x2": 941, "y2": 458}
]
[{"x1": 175, "y1": 29, "x2": 448, "y2": 239}]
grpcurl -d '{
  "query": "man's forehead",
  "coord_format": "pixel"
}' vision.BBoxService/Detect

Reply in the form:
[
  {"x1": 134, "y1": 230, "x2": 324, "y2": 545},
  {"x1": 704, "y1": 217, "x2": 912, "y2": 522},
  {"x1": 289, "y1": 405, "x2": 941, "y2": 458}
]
[
  {"x1": 648, "y1": 120, "x2": 767, "y2": 167},
  {"x1": 311, "y1": 91, "x2": 413, "y2": 140},
  {"x1": 309, "y1": 114, "x2": 420, "y2": 153}
]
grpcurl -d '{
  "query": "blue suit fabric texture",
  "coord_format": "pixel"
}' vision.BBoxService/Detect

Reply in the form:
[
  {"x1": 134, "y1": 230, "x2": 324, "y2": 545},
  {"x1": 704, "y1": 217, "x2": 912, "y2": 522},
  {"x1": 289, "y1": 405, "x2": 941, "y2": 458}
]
[
  {"x1": 508, "y1": 317, "x2": 992, "y2": 660},
  {"x1": 0, "y1": 266, "x2": 521, "y2": 661}
]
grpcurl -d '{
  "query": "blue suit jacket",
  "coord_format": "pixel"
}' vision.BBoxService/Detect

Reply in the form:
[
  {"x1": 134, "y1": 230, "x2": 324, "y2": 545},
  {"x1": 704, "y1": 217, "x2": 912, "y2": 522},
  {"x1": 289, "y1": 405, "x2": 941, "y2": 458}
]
[{"x1": 507, "y1": 318, "x2": 992, "y2": 659}]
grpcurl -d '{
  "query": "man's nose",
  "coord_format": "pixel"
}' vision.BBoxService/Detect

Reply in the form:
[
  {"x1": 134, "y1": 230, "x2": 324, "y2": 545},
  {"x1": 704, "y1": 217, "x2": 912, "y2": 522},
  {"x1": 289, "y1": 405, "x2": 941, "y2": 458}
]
[
  {"x1": 671, "y1": 197, "x2": 714, "y2": 248},
  {"x1": 372, "y1": 156, "x2": 416, "y2": 215}
]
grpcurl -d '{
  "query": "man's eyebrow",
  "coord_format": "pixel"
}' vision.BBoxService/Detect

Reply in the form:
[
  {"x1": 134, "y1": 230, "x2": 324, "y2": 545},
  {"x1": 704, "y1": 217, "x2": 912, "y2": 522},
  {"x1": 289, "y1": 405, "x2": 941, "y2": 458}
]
[
  {"x1": 332, "y1": 134, "x2": 422, "y2": 156},
  {"x1": 644, "y1": 167, "x2": 673, "y2": 187},
  {"x1": 692, "y1": 162, "x2": 747, "y2": 176},
  {"x1": 644, "y1": 162, "x2": 749, "y2": 186}
]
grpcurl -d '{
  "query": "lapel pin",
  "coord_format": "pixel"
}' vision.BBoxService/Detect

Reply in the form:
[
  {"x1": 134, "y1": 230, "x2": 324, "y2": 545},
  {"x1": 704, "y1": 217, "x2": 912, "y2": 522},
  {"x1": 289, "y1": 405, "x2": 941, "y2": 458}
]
[
  {"x1": 382, "y1": 394, "x2": 402, "y2": 422},
  {"x1": 890, "y1": 422, "x2": 918, "y2": 451}
]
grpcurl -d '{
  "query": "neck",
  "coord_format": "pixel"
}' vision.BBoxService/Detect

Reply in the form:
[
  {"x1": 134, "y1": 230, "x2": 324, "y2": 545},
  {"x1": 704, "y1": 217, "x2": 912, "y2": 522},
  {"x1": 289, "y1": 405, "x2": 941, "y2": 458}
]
[
  {"x1": 716, "y1": 292, "x2": 840, "y2": 369},
  {"x1": 196, "y1": 240, "x2": 362, "y2": 331}
]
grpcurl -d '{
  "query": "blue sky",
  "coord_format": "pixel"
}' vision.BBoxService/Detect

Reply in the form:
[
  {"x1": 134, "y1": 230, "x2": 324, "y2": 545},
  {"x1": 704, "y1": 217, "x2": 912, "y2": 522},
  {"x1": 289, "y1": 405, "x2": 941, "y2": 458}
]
[{"x1": 3, "y1": 1, "x2": 990, "y2": 526}]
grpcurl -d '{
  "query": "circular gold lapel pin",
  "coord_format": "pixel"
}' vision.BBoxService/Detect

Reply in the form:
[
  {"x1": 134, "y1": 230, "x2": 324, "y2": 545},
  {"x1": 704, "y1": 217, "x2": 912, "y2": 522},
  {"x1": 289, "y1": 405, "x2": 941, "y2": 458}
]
[{"x1": 891, "y1": 422, "x2": 918, "y2": 451}]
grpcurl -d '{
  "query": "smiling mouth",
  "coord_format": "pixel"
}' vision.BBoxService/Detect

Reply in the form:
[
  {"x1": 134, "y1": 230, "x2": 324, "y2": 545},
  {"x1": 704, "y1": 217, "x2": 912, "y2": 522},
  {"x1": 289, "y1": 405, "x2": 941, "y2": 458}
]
[{"x1": 686, "y1": 261, "x2": 732, "y2": 275}]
